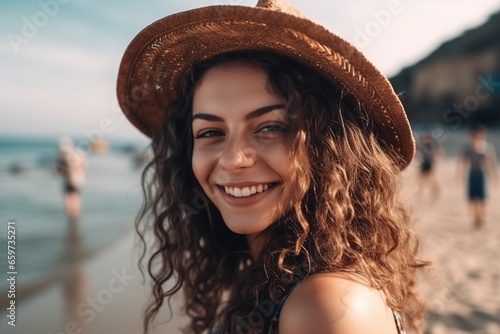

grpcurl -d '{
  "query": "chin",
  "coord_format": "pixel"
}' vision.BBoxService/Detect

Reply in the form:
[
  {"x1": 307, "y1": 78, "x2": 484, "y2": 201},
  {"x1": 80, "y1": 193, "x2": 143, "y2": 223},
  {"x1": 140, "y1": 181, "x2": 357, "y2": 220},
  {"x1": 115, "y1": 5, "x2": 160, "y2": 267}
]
[{"x1": 221, "y1": 213, "x2": 274, "y2": 235}]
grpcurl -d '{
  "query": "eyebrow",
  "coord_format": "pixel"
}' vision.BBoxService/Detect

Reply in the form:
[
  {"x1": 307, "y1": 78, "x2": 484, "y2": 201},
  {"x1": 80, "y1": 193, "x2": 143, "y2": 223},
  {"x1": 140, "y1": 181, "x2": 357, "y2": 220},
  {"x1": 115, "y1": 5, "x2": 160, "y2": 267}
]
[{"x1": 192, "y1": 103, "x2": 285, "y2": 122}]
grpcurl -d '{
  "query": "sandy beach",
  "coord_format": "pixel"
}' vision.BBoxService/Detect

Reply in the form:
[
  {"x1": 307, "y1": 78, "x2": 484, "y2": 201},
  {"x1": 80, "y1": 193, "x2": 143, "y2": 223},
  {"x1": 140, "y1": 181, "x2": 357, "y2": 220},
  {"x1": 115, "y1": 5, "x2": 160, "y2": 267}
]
[
  {"x1": 404, "y1": 156, "x2": 500, "y2": 334},
  {"x1": 2, "y1": 155, "x2": 499, "y2": 334}
]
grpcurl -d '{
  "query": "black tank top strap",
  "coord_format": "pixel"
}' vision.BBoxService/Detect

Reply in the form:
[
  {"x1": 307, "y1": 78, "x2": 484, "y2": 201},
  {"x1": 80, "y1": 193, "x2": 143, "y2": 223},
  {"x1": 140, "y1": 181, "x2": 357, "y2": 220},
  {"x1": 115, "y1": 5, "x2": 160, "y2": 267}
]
[
  {"x1": 267, "y1": 274, "x2": 307, "y2": 334},
  {"x1": 267, "y1": 269, "x2": 405, "y2": 334}
]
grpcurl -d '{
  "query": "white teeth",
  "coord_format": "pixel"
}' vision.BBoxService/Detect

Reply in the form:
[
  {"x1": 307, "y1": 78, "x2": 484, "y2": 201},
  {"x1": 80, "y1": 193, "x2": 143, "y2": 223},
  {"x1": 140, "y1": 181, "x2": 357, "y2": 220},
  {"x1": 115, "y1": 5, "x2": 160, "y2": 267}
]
[
  {"x1": 241, "y1": 187, "x2": 251, "y2": 197},
  {"x1": 223, "y1": 183, "x2": 273, "y2": 197}
]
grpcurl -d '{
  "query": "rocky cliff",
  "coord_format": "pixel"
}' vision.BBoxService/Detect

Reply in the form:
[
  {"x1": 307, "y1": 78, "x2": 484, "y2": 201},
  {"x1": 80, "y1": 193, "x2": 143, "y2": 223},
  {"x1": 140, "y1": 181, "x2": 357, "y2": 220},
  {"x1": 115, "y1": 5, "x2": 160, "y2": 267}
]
[{"x1": 390, "y1": 11, "x2": 500, "y2": 128}]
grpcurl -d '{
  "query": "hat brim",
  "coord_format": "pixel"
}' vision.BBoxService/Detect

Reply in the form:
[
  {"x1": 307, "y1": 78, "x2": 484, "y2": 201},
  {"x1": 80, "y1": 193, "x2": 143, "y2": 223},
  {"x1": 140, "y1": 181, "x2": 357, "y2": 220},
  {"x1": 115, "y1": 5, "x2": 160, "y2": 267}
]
[{"x1": 117, "y1": 5, "x2": 415, "y2": 169}]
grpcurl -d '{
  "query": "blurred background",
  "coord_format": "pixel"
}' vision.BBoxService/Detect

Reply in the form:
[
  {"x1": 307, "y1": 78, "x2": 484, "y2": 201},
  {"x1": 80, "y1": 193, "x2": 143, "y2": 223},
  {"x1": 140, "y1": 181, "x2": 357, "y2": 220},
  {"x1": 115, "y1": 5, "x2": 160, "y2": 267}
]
[{"x1": 1, "y1": 1, "x2": 499, "y2": 333}]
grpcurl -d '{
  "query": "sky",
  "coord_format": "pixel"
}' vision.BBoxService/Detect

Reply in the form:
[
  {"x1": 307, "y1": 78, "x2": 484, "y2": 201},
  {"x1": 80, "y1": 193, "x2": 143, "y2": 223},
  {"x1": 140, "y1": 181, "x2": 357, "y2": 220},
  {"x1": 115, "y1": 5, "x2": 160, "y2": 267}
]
[{"x1": 1, "y1": 0, "x2": 500, "y2": 141}]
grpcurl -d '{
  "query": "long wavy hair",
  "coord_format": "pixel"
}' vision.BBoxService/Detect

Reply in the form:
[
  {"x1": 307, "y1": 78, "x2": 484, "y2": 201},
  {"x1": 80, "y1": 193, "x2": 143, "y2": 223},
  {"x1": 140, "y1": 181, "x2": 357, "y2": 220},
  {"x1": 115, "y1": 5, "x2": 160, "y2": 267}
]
[{"x1": 136, "y1": 51, "x2": 428, "y2": 334}]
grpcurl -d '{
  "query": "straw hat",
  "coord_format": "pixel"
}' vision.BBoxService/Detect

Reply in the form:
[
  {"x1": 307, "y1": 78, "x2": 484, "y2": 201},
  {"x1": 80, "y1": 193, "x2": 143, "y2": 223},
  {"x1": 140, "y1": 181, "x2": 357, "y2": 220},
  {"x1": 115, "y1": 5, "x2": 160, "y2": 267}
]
[{"x1": 117, "y1": 0, "x2": 415, "y2": 169}]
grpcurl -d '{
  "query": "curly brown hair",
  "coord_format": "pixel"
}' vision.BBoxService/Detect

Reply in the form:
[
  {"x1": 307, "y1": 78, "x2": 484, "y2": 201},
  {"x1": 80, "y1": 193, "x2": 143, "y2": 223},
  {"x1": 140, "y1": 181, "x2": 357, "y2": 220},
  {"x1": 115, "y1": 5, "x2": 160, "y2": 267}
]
[{"x1": 136, "y1": 51, "x2": 428, "y2": 334}]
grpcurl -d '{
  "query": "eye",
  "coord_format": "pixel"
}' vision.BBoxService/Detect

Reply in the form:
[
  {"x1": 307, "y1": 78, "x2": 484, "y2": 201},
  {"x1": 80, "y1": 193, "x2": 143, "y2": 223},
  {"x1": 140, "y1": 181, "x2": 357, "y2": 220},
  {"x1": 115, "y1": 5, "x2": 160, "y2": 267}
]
[
  {"x1": 258, "y1": 123, "x2": 287, "y2": 134},
  {"x1": 194, "y1": 129, "x2": 225, "y2": 139}
]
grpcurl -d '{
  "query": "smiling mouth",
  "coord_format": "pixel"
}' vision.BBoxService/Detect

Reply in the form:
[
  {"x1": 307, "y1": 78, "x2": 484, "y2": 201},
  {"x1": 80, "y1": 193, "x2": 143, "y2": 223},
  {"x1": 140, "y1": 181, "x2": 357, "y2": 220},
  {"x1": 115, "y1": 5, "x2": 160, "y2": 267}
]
[{"x1": 221, "y1": 183, "x2": 278, "y2": 198}]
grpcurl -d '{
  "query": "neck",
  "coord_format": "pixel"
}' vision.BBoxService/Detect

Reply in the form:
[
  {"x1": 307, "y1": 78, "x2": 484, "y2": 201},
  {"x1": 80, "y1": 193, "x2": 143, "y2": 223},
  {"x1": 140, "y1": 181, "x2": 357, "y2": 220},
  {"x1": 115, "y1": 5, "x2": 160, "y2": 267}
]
[{"x1": 246, "y1": 233, "x2": 267, "y2": 261}]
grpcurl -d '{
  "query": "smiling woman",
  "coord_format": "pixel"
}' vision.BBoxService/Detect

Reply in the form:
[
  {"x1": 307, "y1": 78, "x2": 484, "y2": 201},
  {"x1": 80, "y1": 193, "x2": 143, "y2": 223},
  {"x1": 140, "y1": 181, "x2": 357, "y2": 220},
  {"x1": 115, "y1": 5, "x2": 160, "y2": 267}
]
[
  {"x1": 191, "y1": 63, "x2": 294, "y2": 239},
  {"x1": 116, "y1": 1, "x2": 428, "y2": 334}
]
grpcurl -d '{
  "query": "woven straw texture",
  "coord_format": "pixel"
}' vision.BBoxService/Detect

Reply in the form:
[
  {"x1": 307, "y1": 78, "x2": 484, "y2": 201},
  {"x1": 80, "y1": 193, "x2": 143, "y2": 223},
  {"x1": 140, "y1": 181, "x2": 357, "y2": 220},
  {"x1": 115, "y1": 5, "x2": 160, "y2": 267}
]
[{"x1": 117, "y1": 0, "x2": 415, "y2": 169}]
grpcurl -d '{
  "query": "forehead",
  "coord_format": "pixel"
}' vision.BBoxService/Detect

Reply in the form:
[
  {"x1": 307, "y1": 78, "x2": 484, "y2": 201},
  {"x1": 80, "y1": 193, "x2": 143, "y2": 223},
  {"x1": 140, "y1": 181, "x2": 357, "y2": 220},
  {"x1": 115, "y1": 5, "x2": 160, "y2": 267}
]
[
  {"x1": 192, "y1": 62, "x2": 282, "y2": 114},
  {"x1": 195, "y1": 61, "x2": 268, "y2": 93}
]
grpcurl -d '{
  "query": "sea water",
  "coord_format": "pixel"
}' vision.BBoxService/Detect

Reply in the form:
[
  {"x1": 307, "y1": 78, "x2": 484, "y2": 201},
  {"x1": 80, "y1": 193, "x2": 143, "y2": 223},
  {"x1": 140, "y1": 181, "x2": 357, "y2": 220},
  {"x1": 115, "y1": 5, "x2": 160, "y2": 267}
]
[{"x1": 0, "y1": 137, "x2": 146, "y2": 294}]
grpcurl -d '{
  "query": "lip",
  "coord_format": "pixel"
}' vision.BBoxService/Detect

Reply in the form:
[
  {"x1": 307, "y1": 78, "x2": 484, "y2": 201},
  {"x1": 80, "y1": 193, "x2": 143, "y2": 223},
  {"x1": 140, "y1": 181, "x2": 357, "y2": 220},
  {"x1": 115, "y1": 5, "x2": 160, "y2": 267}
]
[
  {"x1": 219, "y1": 182, "x2": 274, "y2": 188},
  {"x1": 216, "y1": 182, "x2": 280, "y2": 207}
]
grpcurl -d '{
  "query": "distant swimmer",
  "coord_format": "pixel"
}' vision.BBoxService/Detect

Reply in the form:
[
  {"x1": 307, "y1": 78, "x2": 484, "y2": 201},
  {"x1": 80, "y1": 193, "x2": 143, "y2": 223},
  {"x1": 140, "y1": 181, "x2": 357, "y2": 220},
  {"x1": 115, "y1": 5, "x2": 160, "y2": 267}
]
[
  {"x1": 457, "y1": 125, "x2": 498, "y2": 229},
  {"x1": 56, "y1": 137, "x2": 88, "y2": 222},
  {"x1": 7, "y1": 162, "x2": 26, "y2": 175}
]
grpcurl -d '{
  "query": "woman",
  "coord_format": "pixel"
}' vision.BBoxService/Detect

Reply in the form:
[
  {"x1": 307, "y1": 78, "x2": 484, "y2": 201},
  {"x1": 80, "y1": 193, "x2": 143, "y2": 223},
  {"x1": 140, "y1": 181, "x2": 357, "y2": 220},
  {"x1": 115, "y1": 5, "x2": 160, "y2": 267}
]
[{"x1": 117, "y1": 1, "x2": 427, "y2": 333}]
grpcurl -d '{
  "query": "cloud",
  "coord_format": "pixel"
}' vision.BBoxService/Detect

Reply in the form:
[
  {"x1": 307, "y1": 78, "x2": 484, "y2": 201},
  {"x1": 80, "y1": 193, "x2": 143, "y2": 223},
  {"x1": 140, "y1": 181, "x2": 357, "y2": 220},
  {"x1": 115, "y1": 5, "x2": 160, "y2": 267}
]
[
  {"x1": 0, "y1": 37, "x2": 121, "y2": 136},
  {"x1": 336, "y1": 0, "x2": 500, "y2": 76},
  {"x1": 1, "y1": 39, "x2": 115, "y2": 73}
]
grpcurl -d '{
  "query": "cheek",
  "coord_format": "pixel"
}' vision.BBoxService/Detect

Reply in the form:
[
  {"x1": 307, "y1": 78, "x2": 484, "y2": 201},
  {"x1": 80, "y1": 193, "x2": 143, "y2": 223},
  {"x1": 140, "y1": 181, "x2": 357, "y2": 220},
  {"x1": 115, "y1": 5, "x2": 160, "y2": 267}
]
[
  {"x1": 192, "y1": 144, "x2": 219, "y2": 187},
  {"x1": 263, "y1": 143, "x2": 294, "y2": 180},
  {"x1": 191, "y1": 149, "x2": 206, "y2": 185}
]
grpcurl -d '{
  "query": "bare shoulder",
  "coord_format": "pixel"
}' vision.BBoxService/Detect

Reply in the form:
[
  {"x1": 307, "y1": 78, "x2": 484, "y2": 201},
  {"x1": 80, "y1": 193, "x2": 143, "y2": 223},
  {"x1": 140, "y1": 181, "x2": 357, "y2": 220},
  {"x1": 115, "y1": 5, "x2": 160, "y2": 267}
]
[{"x1": 278, "y1": 272, "x2": 399, "y2": 334}]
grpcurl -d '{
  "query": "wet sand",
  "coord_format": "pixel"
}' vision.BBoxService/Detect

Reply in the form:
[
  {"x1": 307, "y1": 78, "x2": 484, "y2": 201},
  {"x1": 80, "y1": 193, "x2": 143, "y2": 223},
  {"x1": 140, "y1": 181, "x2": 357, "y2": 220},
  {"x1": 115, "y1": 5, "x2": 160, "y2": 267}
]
[{"x1": 0, "y1": 233, "x2": 188, "y2": 334}]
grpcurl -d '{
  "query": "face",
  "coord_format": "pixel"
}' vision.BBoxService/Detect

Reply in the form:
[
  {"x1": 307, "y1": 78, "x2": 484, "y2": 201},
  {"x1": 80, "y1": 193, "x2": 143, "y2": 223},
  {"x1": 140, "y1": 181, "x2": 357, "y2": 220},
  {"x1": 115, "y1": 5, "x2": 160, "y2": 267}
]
[
  {"x1": 472, "y1": 130, "x2": 486, "y2": 141},
  {"x1": 191, "y1": 62, "x2": 294, "y2": 237}
]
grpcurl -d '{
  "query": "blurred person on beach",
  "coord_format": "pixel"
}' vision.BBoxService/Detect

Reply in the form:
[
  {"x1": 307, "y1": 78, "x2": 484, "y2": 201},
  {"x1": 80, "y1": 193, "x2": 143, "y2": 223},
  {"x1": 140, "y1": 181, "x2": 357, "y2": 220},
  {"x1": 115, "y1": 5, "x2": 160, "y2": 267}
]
[
  {"x1": 56, "y1": 137, "x2": 88, "y2": 222},
  {"x1": 457, "y1": 125, "x2": 498, "y2": 229},
  {"x1": 116, "y1": 1, "x2": 428, "y2": 333},
  {"x1": 416, "y1": 131, "x2": 444, "y2": 201}
]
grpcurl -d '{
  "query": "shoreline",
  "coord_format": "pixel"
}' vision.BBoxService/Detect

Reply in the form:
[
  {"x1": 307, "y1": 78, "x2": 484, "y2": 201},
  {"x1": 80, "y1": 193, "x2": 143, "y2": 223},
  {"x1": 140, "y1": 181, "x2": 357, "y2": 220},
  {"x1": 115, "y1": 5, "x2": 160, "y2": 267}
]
[{"x1": 0, "y1": 231, "x2": 188, "y2": 334}]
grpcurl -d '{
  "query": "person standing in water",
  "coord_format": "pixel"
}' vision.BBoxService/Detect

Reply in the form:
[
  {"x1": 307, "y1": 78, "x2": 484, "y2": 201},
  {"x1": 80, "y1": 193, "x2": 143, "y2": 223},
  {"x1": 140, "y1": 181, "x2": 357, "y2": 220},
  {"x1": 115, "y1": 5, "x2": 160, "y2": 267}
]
[
  {"x1": 458, "y1": 125, "x2": 498, "y2": 229},
  {"x1": 57, "y1": 137, "x2": 88, "y2": 222}
]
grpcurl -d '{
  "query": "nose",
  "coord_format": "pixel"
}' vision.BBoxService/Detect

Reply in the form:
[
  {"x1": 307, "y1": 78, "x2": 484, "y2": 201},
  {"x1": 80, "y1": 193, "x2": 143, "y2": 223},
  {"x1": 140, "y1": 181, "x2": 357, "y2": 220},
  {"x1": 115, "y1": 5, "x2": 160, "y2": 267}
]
[{"x1": 218, "y1": 135, "x2": 256, "y2": 172}]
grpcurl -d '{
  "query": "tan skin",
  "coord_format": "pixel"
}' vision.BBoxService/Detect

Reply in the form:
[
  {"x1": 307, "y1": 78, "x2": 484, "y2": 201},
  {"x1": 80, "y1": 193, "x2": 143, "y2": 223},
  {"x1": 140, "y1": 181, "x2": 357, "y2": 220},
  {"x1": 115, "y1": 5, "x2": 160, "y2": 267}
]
[
  {"x1": 65, "y1": 192, "x2": 82, "y2": 222},
  {"x1": 191, "y1": 62, "x2": 400, "y2": 333},
  {"x1": 280, "y1": 272, "x2": 400, "y2": 334},
  {"x1": 191, "y1": 62, "x2": 293, "y2": 249}
]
